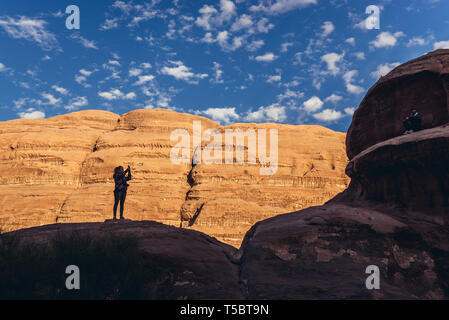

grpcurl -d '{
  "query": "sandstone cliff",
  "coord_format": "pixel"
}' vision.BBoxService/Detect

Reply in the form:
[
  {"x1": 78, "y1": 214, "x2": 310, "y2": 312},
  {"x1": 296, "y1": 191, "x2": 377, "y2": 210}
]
[{"x1": 0, "y1": 109, "x2": 348, "y2": 247}]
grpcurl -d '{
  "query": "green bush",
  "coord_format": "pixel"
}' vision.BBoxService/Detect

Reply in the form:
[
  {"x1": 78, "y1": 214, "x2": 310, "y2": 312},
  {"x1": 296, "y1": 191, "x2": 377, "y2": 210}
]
[{"x1": 0, "y1": 231, "x2": 177, "y2": 299}]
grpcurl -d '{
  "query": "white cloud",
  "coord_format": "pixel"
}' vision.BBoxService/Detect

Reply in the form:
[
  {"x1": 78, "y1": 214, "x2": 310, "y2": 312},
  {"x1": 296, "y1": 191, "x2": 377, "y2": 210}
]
[
  {"x1": 195, "y1": 0, "x2": 236, "y2": 30},
  {"x1": 124, "y1": 92, "x2": 136, "y2": 99},
  {"x1": 321, "y1": 52, "x2": 344, "y2": 75},
  {"x1": 195, "y1": 5, "x2": 218, "y2": 30},
  {"x1": 250, "y1": 0, "x2": 317, "y2": 15},
  {"x1": 255, "y1": 52, "x2": 278, "y2": 62},
  {"x1": 98, "y1": 89, "x2": 136, "y2": 100},
  {"x1": 343, "y1": 71, "x2": 356, "y2": 86},
  {"x1": 354, "y1": 52, "x2": 366, "y2": 60},
  {"x1": 281, "y1": 42, "x2": 293, "y2": 52},
  {"x1": 231, "y1": 14, "x2": 253, "y2": 32},
  {"x1": 0, "y1": 62, "x2": 8, "y2": 72},
  {"x1": 161, "y1": 61, "x2": 208, "y2": 83},
  {"x1": 197, "y1": 107, "x2": 239, "y2": 124},
  {"x1": 112, "y1": 1, "x2": 134, "y2": 14},
  {"x1": 75, "y1": 69, "x2": 94, "y2": 87},
  {"x1": 302, "y1": 96, "x2": 323, "y2": 113},
  {"x1": 75, "y1": 75, "x2": 87, "y2": 85},
  {"x1": 370, "y1": 31, "x2": 405, "y2": 48},
  {"x1": 320, "y1": 21, "x2": 334, "y2": 38},
  {"x1": 0, "y1": 16, "x2": 59, "y2": 51},
  {"x1": 129, "y1": 68, "x2": 142, "y2": 77},
  {"x1": 217, "y1": 0, "x2": 237, "y2": 24},
  {"x1": 134, "y1": 74, "x2": 155, "y2": 85},
  {"x1": 344, "y1": 107, "x2": 356, "y2": 115},
  {"x1": 325, "y1": 94, "x2": 343, "y2": 104},
  {"x1": 246, "y1": 39, "x2": 264, "y2": 52},
  {"x1": 212, "y1": 62, "x2": 224, "y2": 84},
  {"x1": 202, "y1": 32, "x2": 216, "y2": 44},
  {"x1": 407, "y1": 37, "x2": 426, "y2": 47},
  {"x1": 277, "y1": 89, "x2": 303, "y2": 105},
  {"x1": 346, "y1": 83, "x2": 364, "y2": 94},
  {"x1": 354, "y1": 18, "x2": 369, "y2": 31},
  {"x1": 434, "y1": 40, "x2": 449, "y2": 50},
  {"x1": 79, "y1": 69, "x2": 93, "y2": 77},
  {"x1": 216, "y1": 31, "x2": 243, "y2": 51},
  {"x1": 71, "y1": 34, "x2": 99, "y2": 49},
  {"x1": 313, "y1": 109, "x2": 343, "y2": 122},
  {"x1": 98, "y1": 91, "x2": 118, "y2": 101},
  {"x1": 100, "y1": 17, "x2": 119, "y2": 30},
  {"x1": 266, "y1": 74, "x2": 281, "y2": 83},
  {"x1": 256, "y1": 18, "x2": 275, "y2": 33},
  {"x1": 343, "y1": 70, "x2": 364, "y2": 94},
  {"x1": 245, "y1": 104, "x2": 287, "y2": 122},
  {"x1": 18, "y1": 108, "x2": 45, "y2": 119},
  {"x1": 370, "y1": 62, "x2": 400, "y2": 79},
  {"x1": 108, "y1": 60, "x2": 121, "y2": 66},
  {"x1": 65, "y1": 96, "x2": 88, "y2": 111},
  {"x1": 293, "y1": 52, "x2": 302, "y2": 64},
  {"x1": 345, "y1": 37, "x2": 355, "y2": 46},
  {"x1": 41, "y1": 93, "x2": 61, "y2": 105},
  {"x1": 52, "y1": 85, "x2": 68, "y2": 95}
]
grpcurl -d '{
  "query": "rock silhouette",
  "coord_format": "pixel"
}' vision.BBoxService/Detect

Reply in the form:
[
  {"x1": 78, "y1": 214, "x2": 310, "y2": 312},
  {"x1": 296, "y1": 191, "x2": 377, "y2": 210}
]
[
  {"x1": 2, "y1": 221, "x2": 244, "y2": 299},
  {"x1": 0, "y1": 109, "x2": 348, "y2": 247}
]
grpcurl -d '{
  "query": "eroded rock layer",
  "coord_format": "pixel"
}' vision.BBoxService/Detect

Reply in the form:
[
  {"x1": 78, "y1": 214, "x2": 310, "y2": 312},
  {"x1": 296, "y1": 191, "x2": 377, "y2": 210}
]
[{"x1": 0, "y1": 109, "x2": 349, "y2": 247}]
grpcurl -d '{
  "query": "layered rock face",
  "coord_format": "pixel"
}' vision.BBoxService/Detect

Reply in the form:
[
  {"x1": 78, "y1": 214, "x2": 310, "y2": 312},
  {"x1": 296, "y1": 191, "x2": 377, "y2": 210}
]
[
  {"x1": 237, "y1": 50, "x2": 449, "y2": 299},
  {"x1": 0, "y1": 109, "x2": 348, "y2": 247}
]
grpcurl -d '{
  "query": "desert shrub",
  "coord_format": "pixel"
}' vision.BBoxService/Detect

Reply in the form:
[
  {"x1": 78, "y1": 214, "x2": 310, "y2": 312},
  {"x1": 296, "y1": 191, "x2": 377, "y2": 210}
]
[{"x1": 0, "y1": 231, "x2": 178, "y2": 299}]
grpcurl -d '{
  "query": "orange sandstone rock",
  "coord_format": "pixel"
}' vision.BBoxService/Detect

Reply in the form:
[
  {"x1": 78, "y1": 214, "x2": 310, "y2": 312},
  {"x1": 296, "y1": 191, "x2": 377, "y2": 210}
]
[{"x1": 0, "y1": 109, "x2": 348, "y2": 247}]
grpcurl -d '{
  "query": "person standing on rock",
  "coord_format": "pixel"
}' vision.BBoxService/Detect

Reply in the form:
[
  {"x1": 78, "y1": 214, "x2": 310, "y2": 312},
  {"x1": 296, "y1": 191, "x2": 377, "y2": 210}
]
[{"x1": 113, "y1": 165, "x2": 132, "y2": 220}]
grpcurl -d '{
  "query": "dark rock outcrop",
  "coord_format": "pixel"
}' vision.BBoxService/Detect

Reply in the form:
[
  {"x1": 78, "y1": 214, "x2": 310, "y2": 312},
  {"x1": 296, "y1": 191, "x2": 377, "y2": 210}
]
[
  {"x1": 2, "y1": 221, "x2": 244, "y2": 300},
  {"x1": 238, "y1": 201, "x2": 449, "y2": 299},
  {"x1": 237, "y1": 50, "x2": 449, "y2": 299},
  {"x1": 343, "y1": 125, "x2": 449, "y2": 218},
  {"x1": 347, "y1": 49, "x2": 449, "y2": 159}
]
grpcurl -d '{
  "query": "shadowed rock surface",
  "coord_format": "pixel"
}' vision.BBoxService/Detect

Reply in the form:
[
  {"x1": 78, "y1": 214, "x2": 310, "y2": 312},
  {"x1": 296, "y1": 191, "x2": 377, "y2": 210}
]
[
  {"x1": 2, "y1": 220, "x2": 244, "y2": 300},
  {"x1": 238, "y1": 201, "x2": 449, "y2": 299}
]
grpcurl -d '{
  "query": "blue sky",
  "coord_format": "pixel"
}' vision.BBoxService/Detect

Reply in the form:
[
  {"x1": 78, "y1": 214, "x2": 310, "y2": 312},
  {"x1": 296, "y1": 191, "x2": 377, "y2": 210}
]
[{"x1": 0, "y1": 0, "x2": 448, "y2": 132}]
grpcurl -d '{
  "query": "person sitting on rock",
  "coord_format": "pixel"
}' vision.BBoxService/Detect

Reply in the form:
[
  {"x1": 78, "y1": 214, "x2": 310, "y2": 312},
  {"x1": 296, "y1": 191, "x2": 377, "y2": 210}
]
[
  {"x1": 403, "y1": 109, "x2": 422, "y2": 134},
  {"x1": 113, "y1": 165, "x2": 132, "y2": 220}
]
